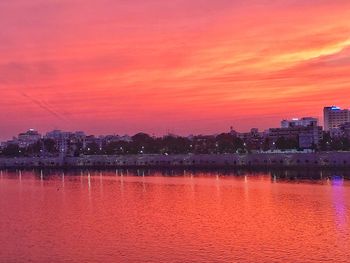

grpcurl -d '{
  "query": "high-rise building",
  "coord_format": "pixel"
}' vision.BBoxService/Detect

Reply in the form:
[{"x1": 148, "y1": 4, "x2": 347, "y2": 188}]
[{"x1": 323, "y1": 106, "x2": 350, "y2": 131}]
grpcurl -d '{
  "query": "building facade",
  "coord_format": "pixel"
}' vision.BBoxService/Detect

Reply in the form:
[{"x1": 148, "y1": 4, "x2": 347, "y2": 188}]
[
  {"x1": 324, "y1": 106, "x2": 350, "y2": 131},
  {"x1": 281, "y1": 117, "x2": 318, "y2": 128},
  {"x1": 17, "y1": 129, "x2": 42, "y2": 148},
  {"x1": 269, "y1": 126, "x2": 322, "y2": 149},
  {"x1": 339, "y1": 122, "x2": 350, "y2": 139}
]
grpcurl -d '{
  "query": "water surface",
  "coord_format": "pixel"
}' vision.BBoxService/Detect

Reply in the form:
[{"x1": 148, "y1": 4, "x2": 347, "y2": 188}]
[{"x1": 0, "y1": 170, "x2": 349, "y2": 262}]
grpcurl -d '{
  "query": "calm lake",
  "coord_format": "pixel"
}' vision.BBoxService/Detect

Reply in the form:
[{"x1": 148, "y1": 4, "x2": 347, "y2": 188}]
[{"x1": 0, "y1": 169, "x2": 349, "y2": 262}]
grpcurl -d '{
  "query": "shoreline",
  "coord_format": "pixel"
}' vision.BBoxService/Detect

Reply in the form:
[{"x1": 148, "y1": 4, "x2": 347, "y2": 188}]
[{"x1": 1, "y1": 152, "x2": 350, "y2": 169}]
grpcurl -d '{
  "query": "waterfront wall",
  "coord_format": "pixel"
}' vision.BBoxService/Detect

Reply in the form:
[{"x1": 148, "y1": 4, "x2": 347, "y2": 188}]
[{"x1": 1, "y1": 152, "x2": 350, "y2": 168}]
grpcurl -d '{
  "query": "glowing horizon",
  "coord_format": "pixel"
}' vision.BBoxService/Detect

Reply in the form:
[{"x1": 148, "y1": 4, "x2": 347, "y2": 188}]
[{"x1": 1, "y1": 0, "x2": 350, "y2": 140}]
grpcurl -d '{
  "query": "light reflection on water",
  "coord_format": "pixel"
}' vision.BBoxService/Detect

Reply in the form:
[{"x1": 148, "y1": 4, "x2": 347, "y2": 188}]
[
  {"x1": 0, "y1": 169, "x2": 349, "y2": 263},
  {"x1": 331, "y1": 176, "x2": 347, "y2": 231}
]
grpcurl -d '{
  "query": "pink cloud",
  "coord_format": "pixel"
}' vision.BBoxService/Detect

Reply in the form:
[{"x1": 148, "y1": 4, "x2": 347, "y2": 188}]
[{"x1": 1, "y1": 0, "x2": 350, "y2": 139}]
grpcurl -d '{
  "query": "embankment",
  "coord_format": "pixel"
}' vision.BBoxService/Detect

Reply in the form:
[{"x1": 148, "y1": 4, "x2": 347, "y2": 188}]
[{"x1": 1, "y1": 152, "x2": 350, "y2": 169}]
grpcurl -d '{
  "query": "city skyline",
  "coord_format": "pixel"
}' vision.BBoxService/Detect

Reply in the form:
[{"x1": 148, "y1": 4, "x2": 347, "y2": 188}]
[
  {"x1": 0, "y1": 113, "x2": 324, "y2": 141},
  {"x1": 2, "y1": 105, "x2": 349, "y2": 141},
  {"x1": 1, "y1": 1, "x2": 350, "y2": 139},
  {"x1": 0, "y1": 105, "x2": 349, "y2": 141}
]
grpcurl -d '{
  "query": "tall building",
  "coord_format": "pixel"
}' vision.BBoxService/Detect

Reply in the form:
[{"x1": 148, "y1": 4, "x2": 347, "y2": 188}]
[
  {"x1": 323, "y1": 106, "x2": 350, "y2": 131},
  {"x1": 281, "y1": 117, "x2": 318, "y2": 128}
]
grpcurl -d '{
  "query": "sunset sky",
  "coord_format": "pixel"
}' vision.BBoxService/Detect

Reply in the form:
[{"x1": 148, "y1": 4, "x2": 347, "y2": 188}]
[{"x1": 1, "y1": 0, "x2": 350, "y2": 139}]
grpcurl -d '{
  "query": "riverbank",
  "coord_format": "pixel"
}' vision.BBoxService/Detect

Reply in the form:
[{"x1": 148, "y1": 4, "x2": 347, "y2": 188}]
[{"x1": 1, "y1": 152, "x2": 350, "y2": 169}]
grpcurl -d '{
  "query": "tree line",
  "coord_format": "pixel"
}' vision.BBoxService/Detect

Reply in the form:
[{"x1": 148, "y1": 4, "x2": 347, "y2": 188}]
[{"x1": 1, "y1": 132, "x2": 349, "y2": 157}]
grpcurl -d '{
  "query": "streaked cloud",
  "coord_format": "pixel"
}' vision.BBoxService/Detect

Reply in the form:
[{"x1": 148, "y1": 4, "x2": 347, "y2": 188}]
[{"x1": 0, "y1": 0, "x2": 350, "y2": 139}]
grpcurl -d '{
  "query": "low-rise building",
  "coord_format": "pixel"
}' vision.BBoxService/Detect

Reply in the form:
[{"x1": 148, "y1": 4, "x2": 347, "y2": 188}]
[
  {"x1": 339, "y1": 122, "x2": 350, "y2": 139},
  {"x1": 268, "y1": 125, "x2": 322, "y2": 149},
  {"x1": 237, "y1": 128, "x2": 266, "y2": 149},
  {"x1": 17, "y1": 129, "x2": 41, "y2": 148},
  {"x1": 281, "y1": 117, "x2": 318, "y2": 128}
]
